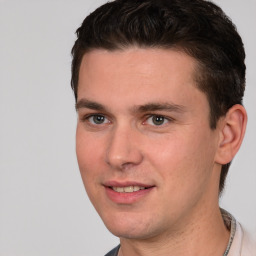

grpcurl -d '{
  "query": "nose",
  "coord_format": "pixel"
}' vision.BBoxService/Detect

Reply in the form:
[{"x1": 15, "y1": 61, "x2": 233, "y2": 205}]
[{"x1": 105, "y1": 125, "x2": 143, "y2": 170}]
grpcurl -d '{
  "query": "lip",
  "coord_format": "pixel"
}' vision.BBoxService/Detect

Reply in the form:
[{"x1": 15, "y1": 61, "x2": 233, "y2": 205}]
[
  {"x1": 104, "y1": 180, "x2": 153, "y2": 188},
  {"x1": 103, "y1": 180, "x2": 155, "y2": 204}
]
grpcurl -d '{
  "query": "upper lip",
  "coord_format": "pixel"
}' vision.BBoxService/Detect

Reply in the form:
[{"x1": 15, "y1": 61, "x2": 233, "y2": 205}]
[{"x1": 104, "y1": 180, "x2": 155, "y2": 188}]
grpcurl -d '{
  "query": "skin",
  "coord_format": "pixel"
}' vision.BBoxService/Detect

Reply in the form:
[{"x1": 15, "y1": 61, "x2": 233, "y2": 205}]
[{"x1": 76, "y1": 48, "x2": 247, "y2": 256}]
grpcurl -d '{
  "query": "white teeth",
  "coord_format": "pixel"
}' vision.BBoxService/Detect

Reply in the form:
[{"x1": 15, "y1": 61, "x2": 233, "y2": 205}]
[
  {"x1": 133, "y1": 186, "x2": 140, "y2": 192},
  {"x1": 116, "y1": 187, "x2": 124, "y2": 192},
  {"x1": 124, "y1": 186, "x2": 133, "y2": 192},
  {"x1": 112, "y1": 186, "x2": 146, "y2": 193}
]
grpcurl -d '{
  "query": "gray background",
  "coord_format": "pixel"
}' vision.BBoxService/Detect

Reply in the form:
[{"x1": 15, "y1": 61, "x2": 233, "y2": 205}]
[{"x1": 0, "y1": 0, "x2": 255, "y2": 255}]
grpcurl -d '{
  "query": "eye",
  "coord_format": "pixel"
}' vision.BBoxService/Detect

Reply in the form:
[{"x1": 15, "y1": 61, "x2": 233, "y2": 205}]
[
  {"x1": 146, "y1": 115, "x2": 169, "y2": 126},
  {"x1": 87, "y1": 115, "x2": 109, "y2": 125}
]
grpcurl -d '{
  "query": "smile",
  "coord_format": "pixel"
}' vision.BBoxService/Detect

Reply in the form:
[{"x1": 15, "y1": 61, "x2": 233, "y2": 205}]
[
  {"x1": 112, "y1": 186, "x2": 146, "y2": 193},
  {"x1": 104, "y1": 183, "x2": 155, "y2": 204}
]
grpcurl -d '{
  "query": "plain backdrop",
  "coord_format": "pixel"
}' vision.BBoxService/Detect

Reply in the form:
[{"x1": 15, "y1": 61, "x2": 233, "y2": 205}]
[{"x1": 0, "y1": 0, "x2": 255, "y2": 255}]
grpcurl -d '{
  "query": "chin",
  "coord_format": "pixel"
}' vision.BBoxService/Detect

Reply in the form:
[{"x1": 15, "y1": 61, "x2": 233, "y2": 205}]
[
  {"x1": 101, "y1": 212, "x2": 161, "y2": 240},
  {"x1": 108, "y1": 226, "x2": 152, "y2": 240}
]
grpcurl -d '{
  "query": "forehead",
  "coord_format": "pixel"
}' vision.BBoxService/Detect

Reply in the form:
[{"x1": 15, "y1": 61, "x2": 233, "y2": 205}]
[
  {"x1": 77, "y1": 48, "x2": 206, "y2": 111},
  {"x1": 79, "y1": 47, "x2": 197, "y2": 83}
]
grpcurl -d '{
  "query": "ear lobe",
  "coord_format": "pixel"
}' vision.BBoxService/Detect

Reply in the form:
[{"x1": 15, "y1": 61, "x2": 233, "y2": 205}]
[{"x1": 215, "y1": 104, "x2": 247, "y2": 165}]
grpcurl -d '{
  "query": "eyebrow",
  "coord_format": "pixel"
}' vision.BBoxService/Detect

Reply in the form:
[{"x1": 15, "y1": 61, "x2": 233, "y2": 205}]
[
  {"x1": 134, "y1": 102, "x2": 187, "y2": 113},
  {"x1": 76, "y1": 99, "x2": 106, "y2": 112},
  {"x1": 76, "y1": 98, "x2": 187, "y2": 114}
]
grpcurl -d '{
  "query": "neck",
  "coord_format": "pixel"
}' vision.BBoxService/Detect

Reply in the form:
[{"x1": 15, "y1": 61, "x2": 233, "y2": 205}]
[{"x1": 118, "y1": 206, "x2": 230, "y2": 256}]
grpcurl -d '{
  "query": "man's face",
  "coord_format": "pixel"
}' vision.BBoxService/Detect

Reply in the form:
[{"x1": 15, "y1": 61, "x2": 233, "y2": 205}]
[{"x1": 76, "y1": 48, "x2": 221, "y2": 239}]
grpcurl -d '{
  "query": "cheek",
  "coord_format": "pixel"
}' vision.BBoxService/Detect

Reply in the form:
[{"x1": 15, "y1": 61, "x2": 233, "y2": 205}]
[
  {"x1": 145, "y1": 129, "x2": 217, "y2": 189},
  {"x1": 146, "y1": 131, "x2": 217, "y2": 219},
  {"x1": 76, "y1": 127, "x2": 105, "y2": 188},
  {"x1": 76, "y1": 132, "x2": 109, "y2": 214}
]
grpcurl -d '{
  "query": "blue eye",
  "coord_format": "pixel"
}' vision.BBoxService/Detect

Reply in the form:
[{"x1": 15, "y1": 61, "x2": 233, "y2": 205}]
[
  {"x1": 88, "y1": 115, "x2": 109, "y2": 125},
  {"x1": 147, "y1": 115, "x2": 168, "y2": 126}
]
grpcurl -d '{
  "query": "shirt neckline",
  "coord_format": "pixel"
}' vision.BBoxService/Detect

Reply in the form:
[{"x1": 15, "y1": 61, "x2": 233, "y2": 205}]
[{"x1": 221, "y1": 208, "x2": 237, "y2": 256}]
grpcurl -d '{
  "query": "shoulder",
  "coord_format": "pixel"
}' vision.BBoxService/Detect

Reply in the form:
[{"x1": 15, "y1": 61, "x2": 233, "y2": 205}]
[
  {"x1": 104, "y1": 245, "x2": 120, "y2": 256},
  {"x1": 228, "y1": 220, "x2": 256, "y2": 256},
  {"x1": 240, "y1": 224, "x2": 256, "y2": 256}
]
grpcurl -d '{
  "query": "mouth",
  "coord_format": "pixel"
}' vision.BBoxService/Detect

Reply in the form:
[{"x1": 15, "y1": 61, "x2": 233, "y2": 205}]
[
  {"x1": 104, "y1": 181, "x2": 155, "y2": 203},
  {"x1": 111, "y1": 185, "x2": 147, "y2": 193}
]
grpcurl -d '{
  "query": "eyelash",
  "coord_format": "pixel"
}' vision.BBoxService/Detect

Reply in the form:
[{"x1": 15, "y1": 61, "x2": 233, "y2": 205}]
[
  {"x1": 80, "y1": 114, "x2": 174, "y2": 127},
  {"x1": 81, "y1": 114, "x2": 111, "y2": 125},
  {"x1": 144, "y1": 115, "x2": 170, "y2": 126}
]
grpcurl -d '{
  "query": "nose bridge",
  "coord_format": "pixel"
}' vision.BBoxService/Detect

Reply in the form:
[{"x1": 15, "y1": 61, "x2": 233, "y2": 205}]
[{"x1": 105, "y1": 122, "x2": 143, "y2": 169}]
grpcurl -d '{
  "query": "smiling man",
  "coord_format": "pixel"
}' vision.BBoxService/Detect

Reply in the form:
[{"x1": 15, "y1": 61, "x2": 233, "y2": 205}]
[{"x1": 71, "y1": 0, "x2": 255, "y2": 255}]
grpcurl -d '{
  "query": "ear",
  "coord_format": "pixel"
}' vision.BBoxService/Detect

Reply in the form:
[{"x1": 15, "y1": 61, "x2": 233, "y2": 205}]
[{"x1": 215, "y1": 104, "x2": 247, "y2": 165}]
